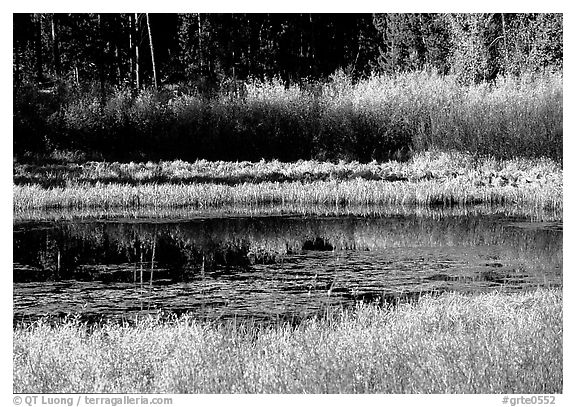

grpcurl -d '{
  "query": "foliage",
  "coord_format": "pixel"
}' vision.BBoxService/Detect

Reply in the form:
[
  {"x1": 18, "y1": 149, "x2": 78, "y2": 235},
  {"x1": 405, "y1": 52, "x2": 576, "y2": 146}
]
[
  {"x1": 14, "y1": 13, "x2": 562, "y2": 88},
  {"x1": 13, "y1": 71, "x2": 563, "y2": 162},
  {"x1": 372, "y1": 13, "x2": 562, "y2": 83}
]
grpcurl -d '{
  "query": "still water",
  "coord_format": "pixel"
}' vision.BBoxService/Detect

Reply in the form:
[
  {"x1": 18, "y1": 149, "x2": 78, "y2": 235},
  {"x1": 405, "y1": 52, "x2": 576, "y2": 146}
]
[{"x1": 13, "y1": 213, "x2": 562, "y2": 322}]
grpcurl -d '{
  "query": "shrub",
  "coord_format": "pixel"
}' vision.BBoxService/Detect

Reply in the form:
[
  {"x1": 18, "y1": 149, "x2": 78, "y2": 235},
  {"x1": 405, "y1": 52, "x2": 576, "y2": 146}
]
[{"x1": 14, "y1": 71, "x2": 563, "y2": 163}]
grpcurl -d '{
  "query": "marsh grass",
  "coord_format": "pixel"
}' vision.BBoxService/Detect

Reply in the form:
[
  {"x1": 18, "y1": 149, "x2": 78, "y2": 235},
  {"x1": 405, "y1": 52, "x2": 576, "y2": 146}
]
[
  {"x1": 13, "y1": 289, "x2": 562, "y2": 393},
  {"x1": 13, "y1": 152, "x2": 562, "y2": 212},
  {"x1": 12, "y1": 203, "x2": 563, "y2": 223},
  {"x1": 13, "y1": 178, "x2": 561, "y2": 212},
  {"x1": 14, "y1": 150, "x2": 561, "y2": 186}
]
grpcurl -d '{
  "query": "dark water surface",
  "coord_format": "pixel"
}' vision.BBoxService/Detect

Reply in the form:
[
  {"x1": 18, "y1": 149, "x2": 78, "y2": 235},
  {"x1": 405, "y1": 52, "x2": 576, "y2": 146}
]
[{"x1": 13, "y1": 213, "x2": 562, "y2": 322}]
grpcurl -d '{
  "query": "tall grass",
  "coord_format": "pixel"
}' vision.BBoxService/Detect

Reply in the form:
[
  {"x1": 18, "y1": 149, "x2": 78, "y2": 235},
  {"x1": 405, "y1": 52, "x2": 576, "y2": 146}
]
[
  {"x1": 14, "y1": 71, "x2": 562, "y2": 162},
  {"x1": 14, "y1": 150, "x2": 562, "y2": 186},
  {"x1": 13, "y1": 289, "x2": 562, "y2": 393},
  {"x1": 13, "y1": 177, "x2": 562, "y2": 212},
  {"x1": 13, "y1": 152, "x2": 562, "y2": 212},
  {"x1": 12, "y1": 203, "x2": 563, "y2": 223}
]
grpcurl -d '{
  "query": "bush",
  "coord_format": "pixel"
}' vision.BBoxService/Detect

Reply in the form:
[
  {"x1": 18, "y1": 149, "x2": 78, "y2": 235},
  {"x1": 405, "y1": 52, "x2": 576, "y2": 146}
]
[{"x1": 13, "y1": 71, "x2": 563, "y2": 163}]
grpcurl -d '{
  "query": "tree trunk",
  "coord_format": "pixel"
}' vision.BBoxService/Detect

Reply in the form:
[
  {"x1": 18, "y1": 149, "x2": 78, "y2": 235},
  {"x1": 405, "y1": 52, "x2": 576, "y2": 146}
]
[
  {"x1": 74, "y1": 64, "x2": 79, "y2": 86},
  {"x1": 134, "y1": 13, "x2": 140, "y2": 90},
  {"x1": 146, "y1": 13, "x2": 158, "y2": 88},
  {"x1": 51, "y1": 14, "x2": 60, "y2": 77},
  {"x1": 501, "y1": 13, "x2": 508, "y2": 74},
  {"x1": 14, "y1": 41, "x2": 21, "y2": 89},
  {"x1": 35, "y1": 13, "x2": 43, "y2": 83},
  {"x1": 115, "y1": 44, "x2": 122, "y2": 85},
  {"x1": 197, "y1": 13, "x2": 203, "y2": 74},
  {"x1": 98, "y1": 14, "x2": 106, "y2": 105},
  {"x1": 129, "y1": 13, "x2": 134, "y2": 88},
  {"x1": 113, "y1": 15, "x2": 123, "y2": 85}
]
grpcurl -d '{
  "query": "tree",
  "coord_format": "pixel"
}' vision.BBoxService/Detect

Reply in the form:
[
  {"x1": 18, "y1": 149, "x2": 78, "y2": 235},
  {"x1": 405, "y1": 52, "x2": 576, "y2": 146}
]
[
  {"x1": 372, "y1": 13, "x2": 450, "y2": 74},
  {"x1": 445, "y1": 13, "x2": 495, "y2": 83},
  {"x1": 503, "y1": 13, "x2": 562, "y2": 75},
  {"x1": 51, "y1": 14, "x2": 60, "y2": 77},
  {"x1": 134, "y1": 13, "x2": 140, "y2": 89},
  {"x1": 146, "y1": 13, "x2": 158, "y2": 88},
  {"x1": 34, "y1": 13, "x2": 44, "y2": 83},
  {"x1": 12, "y1": 13, "x2": 563, "y2": 90}
]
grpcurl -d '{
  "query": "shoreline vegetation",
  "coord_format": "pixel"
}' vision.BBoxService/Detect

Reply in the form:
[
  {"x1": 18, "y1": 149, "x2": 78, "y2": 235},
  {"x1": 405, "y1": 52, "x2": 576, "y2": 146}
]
[
  {"x1": 14, "y1": 151, "x2": 563, "y2": 215},
  {"x1": 16, "y1": 71, "x2": 562, "y2": 164},
  {"x1": 13, "y1": 289, "x2": 562, "y2": 393},
  {"x1": 13, "y1": 204, "x2": 563, "y2": 223}
]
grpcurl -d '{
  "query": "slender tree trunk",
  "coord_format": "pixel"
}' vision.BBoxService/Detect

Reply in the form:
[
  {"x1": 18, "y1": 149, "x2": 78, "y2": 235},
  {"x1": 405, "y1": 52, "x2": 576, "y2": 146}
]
[
  {"x1": 115, "y1": 44, "x2": 122, "y2": 85},
  {"x1": 129, "y1": 13, "x2": 135, "y2": 88},
  {"x1": 113, "y1": 15, "x2": 123, "y2": 85},
  {"x1": 51, "y1": 14, "x2": 60, "y2": 77},
  {"x1": 146, "y1": 13, "x2": 158, "y2": 88},
  {"x1": 197, "y1": 13, "x2": 203, "y2": 74},
  {"x1": 134, "y1": 13, "x2": 140, "y2": 90},
  {"x1": 35, "y1": 13, "x2": 43, "y2": 83},
  {"x1": 14, "y1": 42, "x2": 21, "y2": 89},
  {"x1": 501, "y1": 13, "x2": 508, "y2": 74},
  {"x1": 97, "y1": 14, "x2": 106, "y2": 105},
  {"x1": 309, "y1": 14, "x2": 315, "y2": 74},
  {"x1": 74, "y1": 64, "x2": 79, "y2": 86}
]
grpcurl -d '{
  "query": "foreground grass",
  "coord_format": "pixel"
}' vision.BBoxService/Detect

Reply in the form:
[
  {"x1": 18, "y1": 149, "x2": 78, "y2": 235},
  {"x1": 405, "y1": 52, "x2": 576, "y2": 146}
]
[
  {"x1": 13, "y1": 289, "x2": 562, "y2": 393},
  {"x1": 13, "y1": 151, "x2": 562, "y2": 213}
]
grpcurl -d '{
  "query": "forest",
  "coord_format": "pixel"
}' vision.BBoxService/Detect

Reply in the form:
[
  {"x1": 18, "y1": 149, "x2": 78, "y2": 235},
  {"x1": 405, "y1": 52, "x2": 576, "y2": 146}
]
[{"x1": 13, "y1": 13, "x2": 563, "y2": 162}]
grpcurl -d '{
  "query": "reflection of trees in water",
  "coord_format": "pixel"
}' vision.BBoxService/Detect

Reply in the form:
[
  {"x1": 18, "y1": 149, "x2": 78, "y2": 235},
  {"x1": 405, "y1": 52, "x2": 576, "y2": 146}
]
[{"x1": 13, "y1": 215, "x2": 562, "y2": 282}]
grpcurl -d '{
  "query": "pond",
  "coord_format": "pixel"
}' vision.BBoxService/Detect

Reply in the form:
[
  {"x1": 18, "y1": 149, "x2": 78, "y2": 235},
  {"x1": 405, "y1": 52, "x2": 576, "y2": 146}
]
[{"x1": 13, "y1": 212, "x2": 562, "y2": 323}]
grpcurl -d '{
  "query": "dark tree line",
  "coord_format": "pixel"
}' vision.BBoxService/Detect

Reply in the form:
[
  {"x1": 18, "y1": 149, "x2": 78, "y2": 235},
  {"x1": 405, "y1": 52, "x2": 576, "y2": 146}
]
[{"x1": 13, "y1": 13, "x2": 562, "y2": 91}]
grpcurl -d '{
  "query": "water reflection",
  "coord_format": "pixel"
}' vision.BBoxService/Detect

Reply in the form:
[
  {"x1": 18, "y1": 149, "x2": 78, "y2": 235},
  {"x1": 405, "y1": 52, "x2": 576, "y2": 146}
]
[{"x1": 13, "y1": 214, "x2": 562, "y2": 322}]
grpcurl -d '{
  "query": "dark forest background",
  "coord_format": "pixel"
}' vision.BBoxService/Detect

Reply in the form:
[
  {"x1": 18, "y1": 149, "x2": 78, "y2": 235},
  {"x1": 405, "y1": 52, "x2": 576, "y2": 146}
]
[{"x1": 13, "y1": 13, "x2": 563, "y2": 162}]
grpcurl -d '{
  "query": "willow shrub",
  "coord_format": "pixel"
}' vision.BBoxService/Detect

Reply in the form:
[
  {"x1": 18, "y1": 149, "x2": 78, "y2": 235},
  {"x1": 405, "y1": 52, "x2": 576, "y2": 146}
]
[{"x1": 16, "y1": 71, "x2": 562, "y2": 162}]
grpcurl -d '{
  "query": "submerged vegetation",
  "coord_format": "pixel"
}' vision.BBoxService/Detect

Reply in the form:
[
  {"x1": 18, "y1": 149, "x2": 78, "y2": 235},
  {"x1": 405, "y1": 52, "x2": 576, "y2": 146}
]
[{"x1": 13, "y1": 289, "x2": 562, "y2": 393}]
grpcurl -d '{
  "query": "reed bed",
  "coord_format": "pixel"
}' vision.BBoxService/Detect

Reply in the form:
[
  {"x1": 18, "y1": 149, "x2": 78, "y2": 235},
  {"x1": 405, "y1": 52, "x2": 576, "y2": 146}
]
[
  {"x1": 13, "y1": 176, "x2": 562, "y2": 212},
  {"x1": 13, "y1": 289, "x2": 562, "y2": 393},
  {"x1": 15, "y1": 151, "x2": 561, "y2": 186},
  {"x1": 12, "y1": 203, "x2": 563, "y2": 223}
]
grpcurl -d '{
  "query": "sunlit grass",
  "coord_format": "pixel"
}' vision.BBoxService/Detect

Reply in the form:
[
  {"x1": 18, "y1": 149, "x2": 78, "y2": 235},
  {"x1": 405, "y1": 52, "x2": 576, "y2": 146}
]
[
  {"x1": 14, "y1": 150, "x2": 561, "y2": 186},
  {"x1": 12, "y1": 203, "x2": 563, "y2": 222},
  {"x1": 13, "y1": 289, "x2": 562, "y2": 393},
  {"x1": 13, "y1": 152, "x2": 562, "y2": 213}
]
